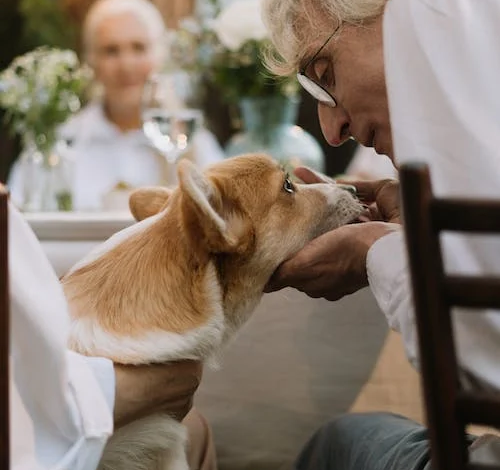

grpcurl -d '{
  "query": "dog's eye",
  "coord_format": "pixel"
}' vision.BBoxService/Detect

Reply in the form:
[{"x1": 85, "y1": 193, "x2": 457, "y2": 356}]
[{"x1": 283, "y1": 178, "x2": 294, "y2": 194}]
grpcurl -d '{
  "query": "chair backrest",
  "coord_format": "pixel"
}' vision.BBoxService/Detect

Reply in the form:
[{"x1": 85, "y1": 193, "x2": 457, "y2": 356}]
[
  {"x1": 400, "y1": 162, "x2": 500, "y2": 470},
  {"x1": 0, "y1": 185, "x2": 8, "y2": 468}
]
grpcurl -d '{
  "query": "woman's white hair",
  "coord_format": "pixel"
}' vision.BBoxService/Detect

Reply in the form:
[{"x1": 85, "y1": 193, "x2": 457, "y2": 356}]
[
  {"x1": 83, "y1": 0, "x2": 167, "y2": 65},
  {"x1": 262, "y1": 0, "x2": 386, "y2": 75}
]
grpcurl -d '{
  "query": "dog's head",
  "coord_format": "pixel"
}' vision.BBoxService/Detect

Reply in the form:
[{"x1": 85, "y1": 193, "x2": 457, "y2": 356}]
[
  {"x1": 64, "y1": 153, "x2": 364, "y2": 361},
  {"x1": 129, "y1": 153, "x2": 364, "y2": 326}
]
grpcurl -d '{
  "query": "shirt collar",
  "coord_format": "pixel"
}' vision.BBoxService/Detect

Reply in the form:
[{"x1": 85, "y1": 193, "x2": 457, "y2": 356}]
[{"x1": 59, "y1": 102, "x2": 147, "y2": 145}]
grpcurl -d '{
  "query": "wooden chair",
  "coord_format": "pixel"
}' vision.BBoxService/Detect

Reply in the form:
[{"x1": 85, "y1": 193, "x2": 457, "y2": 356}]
[
  {"x1": 400, "y1": 162, "x2": 500, "y2": 470},
  {"x1": 0, "y1": 185, "x2": 8, "y2": 468}
]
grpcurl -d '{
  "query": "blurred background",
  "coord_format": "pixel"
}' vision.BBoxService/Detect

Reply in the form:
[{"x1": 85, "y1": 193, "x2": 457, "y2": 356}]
[{"x1": 0, "y1": 0, "x2": 358, "y2": 191}]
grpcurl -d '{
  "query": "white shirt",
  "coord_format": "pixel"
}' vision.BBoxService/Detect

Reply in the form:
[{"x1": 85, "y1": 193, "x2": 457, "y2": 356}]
[
  {"x1": 367, "y1": 0, "x2": 500, "y2": 390},
  {"x1": 10, "y1": 201, "x2": 114, "y2": 469},
  {"x1": 9, "y1": 103, "x2": 225, "y2": 211}
]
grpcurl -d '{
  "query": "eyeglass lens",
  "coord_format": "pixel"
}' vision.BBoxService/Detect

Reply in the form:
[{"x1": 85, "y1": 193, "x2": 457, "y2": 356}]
[{"x1": 297, "y1": 73, "x2": 336, "y2": 106}]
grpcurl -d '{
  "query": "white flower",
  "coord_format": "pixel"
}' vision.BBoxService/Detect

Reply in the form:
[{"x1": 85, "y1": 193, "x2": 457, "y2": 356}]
[
  {"x1": 212, "y1": 0, "x2": 268, "y2": 51},
  {"x1": 179, "y1": 17, "x2": 202, "y2": 36},
  {"x1": 0, "y1": 46, "x2": 90, "y2": 141}
]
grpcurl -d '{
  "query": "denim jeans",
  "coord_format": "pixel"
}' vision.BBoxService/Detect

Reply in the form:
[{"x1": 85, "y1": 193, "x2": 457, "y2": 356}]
[{"x1": 295, "y1": 412, "x2": 433, "y2": 470}]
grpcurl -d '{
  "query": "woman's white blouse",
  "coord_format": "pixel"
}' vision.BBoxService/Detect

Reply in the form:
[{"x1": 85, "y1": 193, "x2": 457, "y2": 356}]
[{"x1": 9, "y1": 103, "x2": 225, "y2": 211}]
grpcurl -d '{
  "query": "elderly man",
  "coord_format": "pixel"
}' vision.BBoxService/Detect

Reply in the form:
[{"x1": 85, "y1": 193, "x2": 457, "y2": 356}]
[{"x1": 262, "y1": 0, "x2": 500, "y2": 468}]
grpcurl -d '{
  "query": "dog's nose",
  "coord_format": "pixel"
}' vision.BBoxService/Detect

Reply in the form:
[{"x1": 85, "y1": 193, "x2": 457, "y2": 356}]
[{"x1": 337, "y1": 184, "x2": 357, "y2": 196}]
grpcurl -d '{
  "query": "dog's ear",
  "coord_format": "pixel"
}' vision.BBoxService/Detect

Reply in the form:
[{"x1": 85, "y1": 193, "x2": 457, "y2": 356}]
[
  {"x1": 129, "y1": 187, "x2": 172, "y2": 221},
  {"x1": 178, "y1": 159, "x2": 252, "y2": 253}
]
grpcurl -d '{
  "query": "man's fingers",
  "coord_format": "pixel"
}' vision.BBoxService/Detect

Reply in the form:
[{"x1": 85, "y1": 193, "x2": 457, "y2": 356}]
[
  {"x1": 294, "y1": 168, "x2": 397, "y2": 206},
  {"x1": 264, "y1": 266, "x2": 289, "y2": 293},
  {"x1": 295, "y1": 169, "x2": 398, "y2": 206},
  {"x1": 264, "y1": 253, "x2": 310, "y2": 293},
  {"x1": 336, "y1": 178, "x2": 397, "y2": 202},
  {"x1": 294, "y1": 167, "x2": 334, "y2": 184},
  {"x1": 166, "y1": 395, "x2": 194, "y2": 422}
]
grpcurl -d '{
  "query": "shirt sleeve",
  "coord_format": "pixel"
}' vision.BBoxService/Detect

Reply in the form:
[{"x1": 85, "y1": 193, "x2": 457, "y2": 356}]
[
  {"x1": 59, "y1": 352, "x2": 115, "y2": 470},
  {"x1": 366, "y1": 230, "x2": 419, "y2": 368},
  {"x1": 381, "y1": 0, "x2": 500, "y2": 389},
  {"x1": 9, "y1": 202, "x2": 114, "y2": 470}
]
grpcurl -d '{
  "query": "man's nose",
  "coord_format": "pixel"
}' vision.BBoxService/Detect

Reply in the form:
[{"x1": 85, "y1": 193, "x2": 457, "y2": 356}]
[{"x1": 318, "y1": 102, "x2": 351, "y2": 147}]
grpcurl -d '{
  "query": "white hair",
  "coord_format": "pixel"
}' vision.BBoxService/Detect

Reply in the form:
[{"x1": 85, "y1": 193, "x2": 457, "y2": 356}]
[
  {"x1": 261, "y1": 0, "x2": 386, "y2": 75},
  {"x1": 83, "y1": 0, "x2": 167, "y2": 65}
]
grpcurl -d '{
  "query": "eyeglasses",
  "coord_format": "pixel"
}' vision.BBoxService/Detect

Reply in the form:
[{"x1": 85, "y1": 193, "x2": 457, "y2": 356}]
[{"x1": 297, "y1": 26, "x2": 340, "y2": 107}]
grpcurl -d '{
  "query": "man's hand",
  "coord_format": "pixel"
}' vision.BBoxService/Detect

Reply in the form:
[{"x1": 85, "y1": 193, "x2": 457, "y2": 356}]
[
  {"x1": 342, "y1": 178, "x2": 401, "y2": 224},
  {"x1": 295, "y1": 167, "x2": 401, "y2": 224},
  {"x1": 113, "y1": 360, "x2": 202, "y2": 428},
  {"x1": 265, "y1": 221, "x2": 399, "y2": 301},
  {"x1": 265, "y1": 167, "x2": 401, "y2": 301}
]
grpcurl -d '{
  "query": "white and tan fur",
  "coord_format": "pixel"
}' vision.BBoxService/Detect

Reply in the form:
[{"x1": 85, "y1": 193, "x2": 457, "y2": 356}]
[{"x1": 62, "y1": 154, "x2": 364, "y2": 470}]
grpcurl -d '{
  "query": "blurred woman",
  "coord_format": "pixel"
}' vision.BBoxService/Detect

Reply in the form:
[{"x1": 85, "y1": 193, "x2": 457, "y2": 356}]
[{"x1": 9, "y1": 0, "x2": 224, "y2": 211}]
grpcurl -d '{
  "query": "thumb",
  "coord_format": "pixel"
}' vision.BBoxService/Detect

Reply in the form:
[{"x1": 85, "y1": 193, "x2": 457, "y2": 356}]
[
  {"x1": 294, "y1": 167, "x2": 335, "y2": 185},
  {"x1": 336, "y1": 178, "x2": 396, "y2": 203}
]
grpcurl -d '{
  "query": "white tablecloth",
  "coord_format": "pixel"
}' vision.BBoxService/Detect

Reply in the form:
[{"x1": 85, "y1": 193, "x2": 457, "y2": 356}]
[{"x1": 24, "y1": 211, "x2": 135, "y2": 276}]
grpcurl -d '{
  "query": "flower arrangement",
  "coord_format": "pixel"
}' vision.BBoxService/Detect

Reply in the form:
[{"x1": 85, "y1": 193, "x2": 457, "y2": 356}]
[
  {"x1": 170, "y1": 0, "x2": 298, "y2": 104},
  {"x1": 0, "y1": 46, "x2": 91, "y2": 155}
]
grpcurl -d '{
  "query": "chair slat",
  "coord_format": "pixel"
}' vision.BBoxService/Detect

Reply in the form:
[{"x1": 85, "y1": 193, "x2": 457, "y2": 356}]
[
  {"x1": 401, "y1": 163, "x2": 500, "y2": 470},
  {"x1": 401, "y1": 163, "x2": 468, "y2": 470},
  {"x1": 0, "y1": 186, "x2": 9, "y2": 469},
  {"x1": 457, "y1": 392, "x2": 500, "y2": 428},
  {"x1": 431, "y1": 199, "x2": 500, "y2": 233},
  {"x1": 444, "y1": 276, "x2": 500, "y2": 309}
]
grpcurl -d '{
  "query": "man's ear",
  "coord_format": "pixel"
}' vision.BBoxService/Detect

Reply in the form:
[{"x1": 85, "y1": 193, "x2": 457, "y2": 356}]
[
  {"x1": 177, "y1": 159, "x2": 252, "y2": 253},
  {"x1": 129, "y1": 187, "x2": 172, "y2": 221}
]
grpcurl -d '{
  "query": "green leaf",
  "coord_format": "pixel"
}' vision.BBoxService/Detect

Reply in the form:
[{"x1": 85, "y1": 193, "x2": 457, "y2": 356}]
[{"x1": 19, "y1": 0, "x2": 77, "y2": 50}]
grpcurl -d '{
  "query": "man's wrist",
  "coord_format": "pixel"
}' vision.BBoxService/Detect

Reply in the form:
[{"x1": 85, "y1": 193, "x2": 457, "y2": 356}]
[
  {"x1": 359, "y1": 221, "x2": 401, "y2": 250},
  {"x1": 366, "y1": 226, "x2": 404, "y2": 278}
]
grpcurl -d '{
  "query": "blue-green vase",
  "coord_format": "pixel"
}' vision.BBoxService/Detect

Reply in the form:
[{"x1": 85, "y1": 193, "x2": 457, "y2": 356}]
[{"x1": 224, "y1": 95, "x2": 324, "y2": 173}]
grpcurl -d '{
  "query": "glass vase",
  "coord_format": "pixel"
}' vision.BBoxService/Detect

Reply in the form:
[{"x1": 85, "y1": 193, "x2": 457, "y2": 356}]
[
  {"x1": 19, "y1": 137, "x2": 74, "y2": 212},
  {"x1": 224, "y1": 95, "x2": 325, "y2": 174}
]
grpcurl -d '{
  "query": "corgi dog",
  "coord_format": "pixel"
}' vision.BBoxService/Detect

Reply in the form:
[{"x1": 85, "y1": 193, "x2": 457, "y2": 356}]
[{"x1": 62, "y1": 153, "x2": 364, "y2": 470}]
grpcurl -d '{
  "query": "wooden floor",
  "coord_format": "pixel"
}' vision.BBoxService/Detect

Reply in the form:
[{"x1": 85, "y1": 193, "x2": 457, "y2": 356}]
[
  {"x1": 350, "y1": 330, "x2": 500, "y2": 438},
  {"x1": 349, "y1": 330, "x2": 424, "y2": 423}
]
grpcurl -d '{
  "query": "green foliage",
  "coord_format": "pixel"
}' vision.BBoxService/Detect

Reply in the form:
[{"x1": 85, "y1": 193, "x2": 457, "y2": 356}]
[
  {"x1": 19, "y1": 0, "x2": 77, "y2": 51},
  {"x1": 171, "y1": 22, "x2": 299, "y2": 105},
  {"x1": 209, "y1": 39, "x2": 298, "y2": 103}
]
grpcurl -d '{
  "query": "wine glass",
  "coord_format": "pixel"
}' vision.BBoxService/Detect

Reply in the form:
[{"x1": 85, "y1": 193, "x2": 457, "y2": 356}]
[{"x1": 141, "y1": 73, "x2": 202, "y2": 164}]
